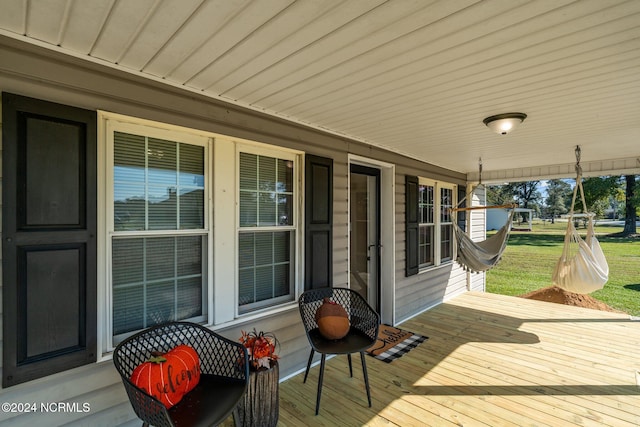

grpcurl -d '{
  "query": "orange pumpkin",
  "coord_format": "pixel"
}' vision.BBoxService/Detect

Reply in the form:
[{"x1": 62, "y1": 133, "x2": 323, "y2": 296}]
[
  {"x1": 315, "y1": 298, "x2": 350, "y2": 340},
  {"x1": 131, "y1": 345, "x2": 201, "y2": 408}
]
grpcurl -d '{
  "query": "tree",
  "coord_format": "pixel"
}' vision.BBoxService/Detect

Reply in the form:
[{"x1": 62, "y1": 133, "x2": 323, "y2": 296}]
[
  {"x1": 545, "y1": 179, "x2": 571, "y2": 222},
  {"x1": 511, "y1": 181, "x2": 542, "y2": 210},
  {"x1": 574, "y1": 176, "x2": 620, "y2": 214},
  {"x1": 622, "y1": 175, "x2": 638, "y2": 235},
  {"x1": 486, "y1": 182, "x2": 542, "y2": 222},
  {"x1": 486, "y1": 184, "x2": 514, "y2": 206}
]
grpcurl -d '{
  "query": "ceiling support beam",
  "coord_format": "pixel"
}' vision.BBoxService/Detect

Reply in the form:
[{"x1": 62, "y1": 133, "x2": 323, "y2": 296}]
[{"x1": 469, "y1": 157, "x2": 640, "y2": 184}]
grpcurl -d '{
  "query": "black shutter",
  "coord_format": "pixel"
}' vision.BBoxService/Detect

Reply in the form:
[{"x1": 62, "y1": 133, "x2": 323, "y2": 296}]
[
  {"x1": 405, "y1": 175, "x2": 419, "y2": 276},
  {"x1": 2, "y1": 93, "x2": 97, "y2": 387},
  {"x1": 304, "y1": 155, "x2": 333, "y2": 290}
]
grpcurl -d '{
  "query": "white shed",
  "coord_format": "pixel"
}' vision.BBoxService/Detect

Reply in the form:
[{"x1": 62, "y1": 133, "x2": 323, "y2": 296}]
[{"x1": 486, "y1": 208, "x2": 533, "y2": 231}]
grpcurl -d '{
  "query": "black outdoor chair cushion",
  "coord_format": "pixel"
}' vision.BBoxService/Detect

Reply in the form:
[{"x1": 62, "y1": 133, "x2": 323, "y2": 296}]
[
  {"x1": 113, "y1": 321, "x2": 249, "y2": 427},
  {"x1": 165, "y1": 375, "x2": 246, "y2": 427}
]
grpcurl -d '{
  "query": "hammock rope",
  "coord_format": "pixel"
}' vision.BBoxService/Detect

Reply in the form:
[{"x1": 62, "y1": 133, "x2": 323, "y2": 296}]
[{"x1": 551, "y1": 146, "x2": 609, "y2": 294}]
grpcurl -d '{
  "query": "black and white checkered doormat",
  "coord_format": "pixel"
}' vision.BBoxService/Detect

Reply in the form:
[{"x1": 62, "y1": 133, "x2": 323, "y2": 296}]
[{"x1": 368, "y1": 330, "x2": 428, "y2": 363}]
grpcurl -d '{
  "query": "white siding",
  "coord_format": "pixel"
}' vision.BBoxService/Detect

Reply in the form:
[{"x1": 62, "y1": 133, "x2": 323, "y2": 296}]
[
  {"x1": 469, "y1": 184, "x2": 488, "y2": 292},
  {"x1": 0, "y1": 38, "x2": 475, "y2": 426}
]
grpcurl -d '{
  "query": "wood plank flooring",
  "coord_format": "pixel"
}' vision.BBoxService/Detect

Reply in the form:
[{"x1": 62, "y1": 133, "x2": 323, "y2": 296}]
[{"x1": 225, "y1": 292, "x2": 640, "y2": 426}]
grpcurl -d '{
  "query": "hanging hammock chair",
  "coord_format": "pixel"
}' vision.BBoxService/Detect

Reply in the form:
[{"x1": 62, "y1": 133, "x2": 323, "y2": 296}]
[
  {"x1": 552, "y1": 146, "x2": 609, "y2": 294},
  {"x1": 452, "y1": 202, "x2": 517, "y2": 273}
]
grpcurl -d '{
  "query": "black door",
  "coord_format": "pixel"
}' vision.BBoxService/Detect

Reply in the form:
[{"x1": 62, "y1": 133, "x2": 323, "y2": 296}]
[{"x1": 2, "y1": 93, "x2": 97, "y2": 387}]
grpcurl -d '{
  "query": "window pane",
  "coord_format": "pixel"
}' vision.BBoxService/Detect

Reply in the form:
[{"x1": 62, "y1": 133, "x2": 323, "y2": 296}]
[
  {"x1": 273, "y1": 231, "x2": 290, "y2": 263},
  {"x1": 179, "y1": 145, "x2": 205, "y2": 187},
  {"x1": 258, "y1": 156, "x2": 276, "y2": 192},
  {"x1": 274, "y1": 264, "x2": 290, "y2": 298},
  {"x1": 419, "y1": 224, "x2": 434, "y2": 267},
  {"x1": 255, "y1": 232, "x2": 273, "y2": 265},
  {"x1": 148, "y1": 138, "x2": 177, "y2": 186},
  {"x1": 146, "y1": 280, "x2": 175, "y2": 327},
  {"x1": 178, "y1": 277, "x2": 203, "y2": 319},
  {"x1": 258, "y1": 192, "x2": 277, "y2": 226},
  {"x1": 113, "y1": 285, "x2": 143, "y2": 335},
  {"x1": 239, "y1": 233, "x2": 255, "y2": 268},
  {"x1": 441, "y1": 188, "x2": 453, "y2": 223},
  {"x1": 114, "y1": 132, "x2": 146, "y2": 231},
  {"x1": 238, "y1": 268, "x2": 254, "y2": 305},
  {"x1": 238, "y1": 231, "x2": 293, "y2": 313},
  {"x1": 112, "y1": 235, "x2": 206, "y2": 335},
  {"x1": 240, "y1": 152, "x2": 294, "y2": 228},
  {"x1": 277, "y1": 159, "x2": 294, "y2": 192},
  {"x1": 239, "y1": 153, "x2": 257, "y2": 190},
  {"x1": 278, "y1": 194, "x2": 293, "y2": 226},
  {"x1": 179, "y1": 144, "x2": 205, "y2": 229},
  {"x1": 146, "y1": 237, "x2": 175, "y2": 281},
  {"x1": 255, "y1": 266, "x2": 274, "y2": 301},
  {"x1": 177, "y1": 236, "x2": 202, "y2": 276},
  {"x1": 239, "y1": 191, "x2": 258, "y2": 227},
  {"x1": 148, "y1": 185, "x2": 177, "y2": 230},
  {"x1": 441, "y1": 224, "x2": 453, "y2": 261},
  {"x1": 114, "y1": 132, "x2": 145, "y2": 182},
  {"x1": 180, "y1": 188, "x2": 204, "y2": 229},
  {"x1": 114, "y1": 183, "x2": 145, "y2": 231},
  {"x1": 114, "y1": 132, "x2": 204, "y2": 232},
  {"x1": 112, "y1": 239, "x2": 143, "y2": 285},
  {"x1": 419, "y1": 184, "x2": 434, "y2": 224}
]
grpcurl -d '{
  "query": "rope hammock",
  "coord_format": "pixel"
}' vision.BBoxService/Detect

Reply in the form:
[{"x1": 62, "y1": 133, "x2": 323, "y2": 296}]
[
  {"x1": 452, "y1": 202, "x2": 516, "y2": 273},
  {"x1": 551, "y1": 146, "x2": 608, "y2": 294},
  {"x1": 451, "y1": 159, "x2": 517, "y2": 273}
]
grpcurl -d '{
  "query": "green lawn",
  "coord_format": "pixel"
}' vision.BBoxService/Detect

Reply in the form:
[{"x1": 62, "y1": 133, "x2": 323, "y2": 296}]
[{"x1": 485, "y1": 220, "x2": 640, "y2": 316}]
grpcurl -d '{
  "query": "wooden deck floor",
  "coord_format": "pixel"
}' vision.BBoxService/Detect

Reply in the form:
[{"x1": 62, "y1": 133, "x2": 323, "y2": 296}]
[{"x1": 229, "y1": 292, "x2": 640, "y2": 426}]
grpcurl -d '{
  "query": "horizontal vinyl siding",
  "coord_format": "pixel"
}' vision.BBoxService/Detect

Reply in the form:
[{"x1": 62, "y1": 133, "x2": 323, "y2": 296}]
[
  {"x1": 0, "y1": 40, "x2": 351, "y2": 426},
  {"x1": 394, "y1": 167, "x2": 469, "y2": 324},
  {"x1": 469, "y1": 184, "x2": 487, "y2": 292},
  {"x1": 0, "y1": 37, "x2": 473, "y2": 426},
  {"x1": 332, "y1": 162, "x2": 349, "y2": 287}
]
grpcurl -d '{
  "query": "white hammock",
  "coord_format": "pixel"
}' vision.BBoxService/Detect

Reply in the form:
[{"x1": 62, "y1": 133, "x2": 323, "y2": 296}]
[
  {"x1": 552, "y1": 171, "x2": 609, "y2": 294},
  {"x1": 453, "y1": 205, "x2": 515, "y2": 273}
]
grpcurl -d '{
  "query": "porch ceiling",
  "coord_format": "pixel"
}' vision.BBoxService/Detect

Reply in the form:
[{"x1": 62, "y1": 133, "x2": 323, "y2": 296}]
[{"x1": 2, "y1": 0, "x2": 640, "y2": 181}]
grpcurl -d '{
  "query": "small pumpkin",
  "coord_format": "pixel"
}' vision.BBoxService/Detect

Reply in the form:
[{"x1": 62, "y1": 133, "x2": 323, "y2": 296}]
[
  {"x1": 131, "y1": 344, "x2": 201, "y2": 408},
  {"x1": 315, "y1": 298, "x2": 350, "y2": 340}
]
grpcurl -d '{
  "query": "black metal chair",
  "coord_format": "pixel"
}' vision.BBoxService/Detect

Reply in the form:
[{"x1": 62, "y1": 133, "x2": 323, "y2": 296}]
[
  {"x1": 298, "y1": 287, "x2": 380, "y2": 415},
  {"x1": 113, "y1": 322, "x2": 249, "y2": 427}
]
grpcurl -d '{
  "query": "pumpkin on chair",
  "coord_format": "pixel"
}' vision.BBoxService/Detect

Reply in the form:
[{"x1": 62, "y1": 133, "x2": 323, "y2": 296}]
[
  {"x1": 315, "y1": 298, "x2": 350, "y2": 340},
  {"x1": 131, "y1": 344, "x2": 200, "y2": 408}
]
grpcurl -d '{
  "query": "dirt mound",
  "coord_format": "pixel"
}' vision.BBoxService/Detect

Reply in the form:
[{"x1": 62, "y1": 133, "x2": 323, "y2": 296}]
[{"x1": 519, "y1": 286, "x2": 624, "y2": 313}]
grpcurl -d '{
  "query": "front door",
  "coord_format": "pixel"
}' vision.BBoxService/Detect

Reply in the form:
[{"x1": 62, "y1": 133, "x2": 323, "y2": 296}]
[{"x1": 349, "y1": 164, "x2": 380, "y2": 312}]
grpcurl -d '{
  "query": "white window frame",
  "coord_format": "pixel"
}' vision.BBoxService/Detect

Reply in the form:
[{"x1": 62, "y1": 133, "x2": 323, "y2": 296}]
[
  {"x1": 100, "y1": 113, "x2": 213, "y2": 353},
  {"x1": 97, "y1": 113, "x2": 304, "y2": 358},
  {"x1": 418, "y1": 177, "x2": 457, "y2": 270},
  {"x1": 234, "y1": 142, "x2": 302, "y2": 316}
]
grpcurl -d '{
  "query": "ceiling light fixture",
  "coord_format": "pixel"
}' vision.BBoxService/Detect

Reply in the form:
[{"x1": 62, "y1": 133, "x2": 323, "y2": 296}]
[{"x1": 483, "y1": 112, "x2": 527, "y2": 135}]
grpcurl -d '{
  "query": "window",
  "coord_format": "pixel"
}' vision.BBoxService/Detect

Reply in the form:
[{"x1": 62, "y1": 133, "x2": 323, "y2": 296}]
[
  {"x1": 418, "y1": 183, "x2": 435, "y2": 267},
  {"x1": 108, "y1": 122, "x2": 209, "y2": 342},
  {"x1": 417, "y1": 179, "x2": 456, "y2": 269},
  {"x1": 237, "y1": 149, "x2": 298, "y2": 314},
  {"x1": 440, "y1": 186, "x2": 454, "y2": 262}
]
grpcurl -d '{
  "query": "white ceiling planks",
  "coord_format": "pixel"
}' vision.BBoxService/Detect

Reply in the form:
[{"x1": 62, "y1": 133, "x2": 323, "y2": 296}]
[
  {"x1": 187, "y1": 0, "x2": 347, "y2": 92},
  {"x1": 0, "y1": 0, "x2": 639, "y2": 177}
]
